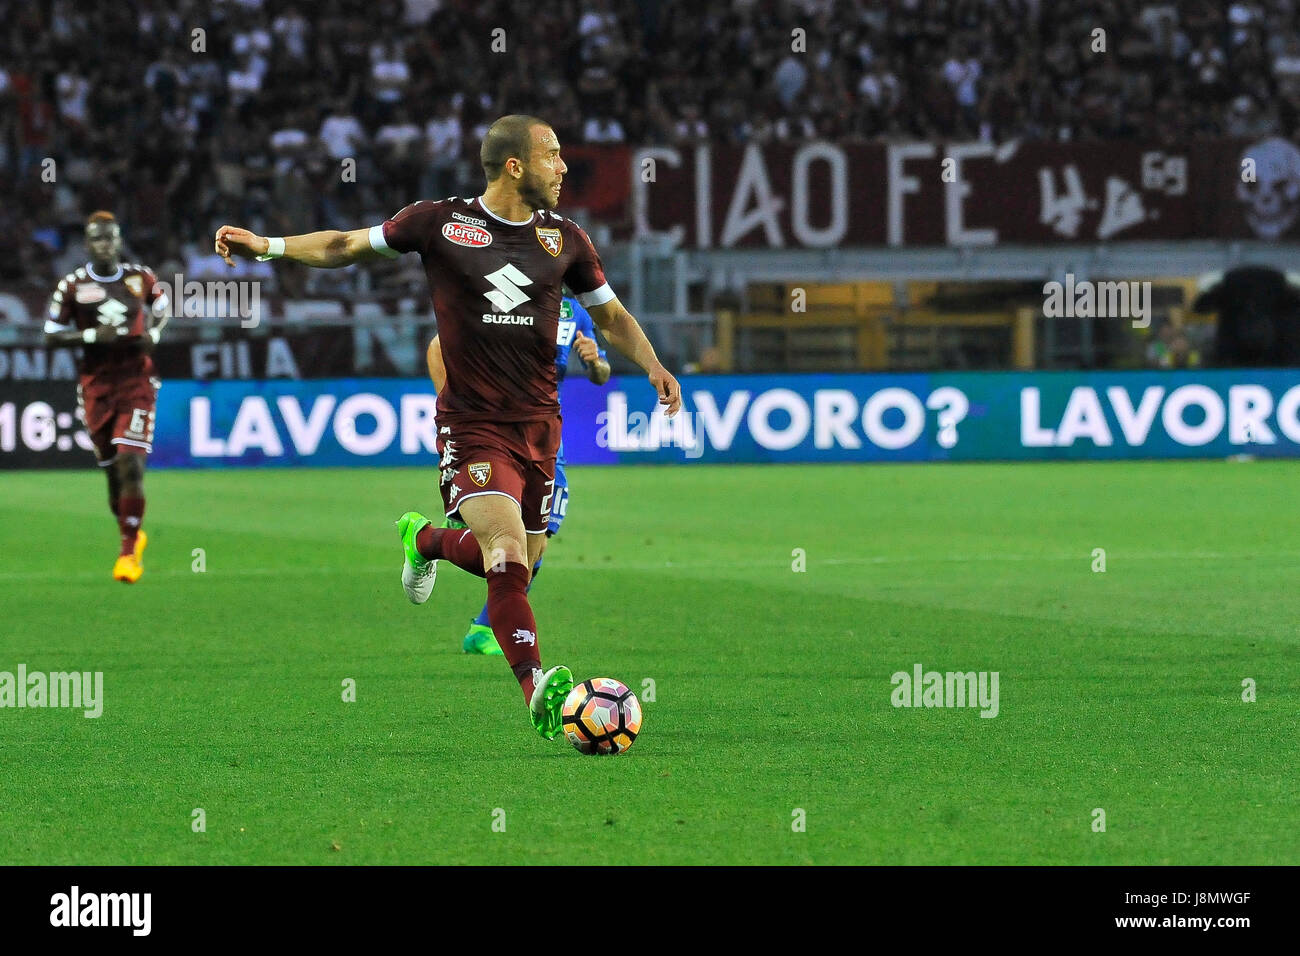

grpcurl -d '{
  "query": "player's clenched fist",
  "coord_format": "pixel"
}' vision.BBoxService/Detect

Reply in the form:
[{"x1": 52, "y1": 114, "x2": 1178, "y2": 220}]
[
  {"x1": 573, "y1": 331, "x2": 601, "y2": 364},
  {"x1": 214, "y1": 226, "x2": 268, "y2": 266},
  {"x1": 648, "y1": 363, "x2": 682, "y2": 417}
]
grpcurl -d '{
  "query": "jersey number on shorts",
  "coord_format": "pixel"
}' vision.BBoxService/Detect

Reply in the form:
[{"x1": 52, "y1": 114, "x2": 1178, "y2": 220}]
[{"x1": 540, "y1": 478, "x2": 555, "y2": 518}]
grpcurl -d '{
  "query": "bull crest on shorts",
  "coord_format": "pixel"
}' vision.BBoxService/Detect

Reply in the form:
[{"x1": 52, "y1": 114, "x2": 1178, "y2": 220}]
[
  {"x1": 535, "y1": 227, "x2": 562, "y2": 257},
  {"x1": 468, "y1": 462, "x2": 492, "y2": 486},
  {"x1": 125, "y1": 275, "x2": 144, "y2": 297}
]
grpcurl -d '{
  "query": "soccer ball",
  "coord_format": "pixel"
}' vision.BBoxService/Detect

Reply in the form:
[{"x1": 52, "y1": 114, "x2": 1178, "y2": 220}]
[{"x1": 561, "y1": 678, "x2": 642, "y2": 755}]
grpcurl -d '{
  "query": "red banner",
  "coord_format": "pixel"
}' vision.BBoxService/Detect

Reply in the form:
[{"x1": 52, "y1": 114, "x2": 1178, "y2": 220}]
[{"x1": 622, "y1": 137, "x2": 1300, "y2": 248}]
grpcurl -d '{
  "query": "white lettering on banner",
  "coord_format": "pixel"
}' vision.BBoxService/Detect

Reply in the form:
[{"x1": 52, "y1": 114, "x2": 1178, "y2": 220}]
[
  {"x1": 720, "y1": 144, "x2": 785, "y2": 248},
  {"x1": 1277, "y1": 385, "x2": 1300, "y2": 443},
  {"x1": 401, "y1": 394, "x2": 439, "y2": 454},
  {"x1": 189, "y1": 397, "x2": 225, "y2": 456},
  {"x1": 1228, "y1": 385, "x2": 1275, "y2": 444},
  {"x1": 277, "y1": 394, "x2": 335, "y2": 455},
  {"x1": 692, "y1": 390, "x2": 750, "y2": 450},
  {"x1": 887, "y1": 143, "x2": 935, "y2": 246},
  {"x1": 1019, "y1": 384, "x2": 1300, "y2": 447},
  {"x1": 227, "y1": 396, "x2": 284, "y2": 456},
  {"x1": 602, "y1": 387, "x2": 964, "y2": 454},
  {"x1": 813, "y1": 389, "x2": 861, "y2": 449},
  {"x1": 631, "y1": 147, "x2": 686, "y2": 244},
  {"x1": 1106, "y1": 385, "x2": 1163, "y2": 445},
  {"x1": 862, "y1": 387, "x2": 925, "y2": 449},
  {"x1": 747, "y1": 389, "x2": 810, "y2": 450},
  {"x1": 596, "y1": 392, "x2": 700, "y2": 455},
  {"x1": 334, "y1": 393, "x2": 397, "y2": 455},
  {"x1": 944, "y1": 142, "x2": 998, "y2": 246},
  {"x1": 189, "y1": 393, "x2": 437, "y2": 458},
  {"x1": 1056, "y1": 387, "x2": 1114, "y2": 446},
  {"x1": 183, "y1": 380, "x2": 1300, "y2": 462},
  {"x1": 790, "y1": 143, "x2": 848, "y2": 247},
  {"x1": 926, "y1": 386, "x2": 970, "y2": 449},
  {"x1": 1161, "y1": 385, "x2": 1224, "y2": 446}
]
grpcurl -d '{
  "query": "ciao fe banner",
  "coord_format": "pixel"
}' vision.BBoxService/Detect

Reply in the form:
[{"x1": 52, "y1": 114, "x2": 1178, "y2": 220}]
[{"x1": 4, "y1": 370, "x2": 1299, "y2": 469}]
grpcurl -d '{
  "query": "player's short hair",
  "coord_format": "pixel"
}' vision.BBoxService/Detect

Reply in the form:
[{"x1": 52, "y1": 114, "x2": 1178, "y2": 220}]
[
  {"x1": 480, "y1": 115, "x2": 550, "y2": 182},
  {"x1": 85, "y1": 211, "x2": 120, "y2": 237}
]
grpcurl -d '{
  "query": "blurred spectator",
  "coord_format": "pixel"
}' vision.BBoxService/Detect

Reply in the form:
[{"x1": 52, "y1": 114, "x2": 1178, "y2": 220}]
[
  {"x1": 5, "y1": 0, "x2": 1300, "y2": 288},
  {"x1": 1146, "y1": 320, "x2": 1202, "y2": 369}
]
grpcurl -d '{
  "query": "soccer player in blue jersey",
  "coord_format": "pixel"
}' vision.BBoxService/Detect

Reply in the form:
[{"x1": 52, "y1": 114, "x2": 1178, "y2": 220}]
[{"x1": 426, "y1": 294, "x2": 610, "y2": 654}]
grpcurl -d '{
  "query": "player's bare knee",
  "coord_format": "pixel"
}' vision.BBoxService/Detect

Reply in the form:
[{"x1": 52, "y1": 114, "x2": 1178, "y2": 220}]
[
  {"x1": 481, "y1": 530, "x2": 527, "y2": 571},
  {"x1": 117, "y1": 452, "x2": 145, "y2": 492}
]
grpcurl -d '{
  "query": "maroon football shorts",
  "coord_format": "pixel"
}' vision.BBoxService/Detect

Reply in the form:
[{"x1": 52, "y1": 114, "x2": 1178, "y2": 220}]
[
  {"x1": 436, "y1": 417, "x2": 562, "y2": 535},
  {"x1": 78, "y1": 374, "x2": 160, "y2": 463}
]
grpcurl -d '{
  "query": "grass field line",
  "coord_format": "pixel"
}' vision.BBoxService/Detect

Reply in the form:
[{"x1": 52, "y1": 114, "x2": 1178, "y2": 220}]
[{"x1": 3, "y1": 547, "x2": 1298, "y2": 583}]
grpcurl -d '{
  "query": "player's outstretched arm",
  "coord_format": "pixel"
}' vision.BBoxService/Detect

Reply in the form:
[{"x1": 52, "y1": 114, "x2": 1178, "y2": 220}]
[
  {"x1": 427, "y1": 335, "x2": 447, "y2": 393},
  {"x1": 214, "y1": 225, "x2": 388, "y2": 269},
  {"x1": 588, "y1": 297, "x2": 681, "y2": 415}
]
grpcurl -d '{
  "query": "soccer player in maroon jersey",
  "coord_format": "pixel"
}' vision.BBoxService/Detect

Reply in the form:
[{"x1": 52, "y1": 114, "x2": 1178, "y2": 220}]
[
  {"x1": 214, "y1": 115, "x2": 681, "y2": 741},
  {"x1": 45, "y1": 212, "x2": 170, "y2": 583}
]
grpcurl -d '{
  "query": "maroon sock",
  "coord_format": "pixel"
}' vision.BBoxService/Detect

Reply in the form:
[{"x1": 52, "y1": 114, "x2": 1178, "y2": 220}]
[
  {"x1": 117, "y1": 495, "x2": 144, "y2": 556},
  {"x1": 486, "y1": 562, "x2": 542, "y2": 702},
  {"x1": 416, "y1": 525, "x2": 485, "y2": 576}
]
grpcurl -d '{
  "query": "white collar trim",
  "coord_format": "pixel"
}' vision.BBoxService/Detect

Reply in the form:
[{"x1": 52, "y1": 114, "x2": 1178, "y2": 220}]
[
  {"x1": 86, "y1": 263, "x2": 124, "y2": 283},
  {"x1": 476, "y1": 196, "x2": 535, "y2": 226}
]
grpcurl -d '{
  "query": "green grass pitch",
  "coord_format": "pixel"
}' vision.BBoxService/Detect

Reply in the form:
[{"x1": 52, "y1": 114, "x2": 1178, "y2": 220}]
[{"x1": 2, "y1": 461, "x2": 1297, "y2": 865}]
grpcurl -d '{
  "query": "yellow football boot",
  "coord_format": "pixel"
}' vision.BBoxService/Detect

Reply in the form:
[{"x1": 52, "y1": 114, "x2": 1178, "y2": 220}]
[{"x1": 113, "y1": 530, "x2": 147, "y2": 583}]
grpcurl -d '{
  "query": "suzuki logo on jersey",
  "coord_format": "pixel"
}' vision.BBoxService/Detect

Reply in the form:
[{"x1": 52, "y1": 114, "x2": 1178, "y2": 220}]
[
  {"x1": 535, "y1": 227, "x2": 562, "y2": 257},
  {"x1": 443, "y1": 222, "x2": 493, "y2": 248},
  {"x1": 483, "y1": 264, "x2": 532, "y2": 312},
  {"x1": 97, "y1": 299, "x2": 129, "y2": 326}
]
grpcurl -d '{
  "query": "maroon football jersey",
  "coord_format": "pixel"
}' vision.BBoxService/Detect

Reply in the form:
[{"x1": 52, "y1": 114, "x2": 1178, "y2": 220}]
[
  {"x1": 45, "y1": 262, "x2": 166, "y2": 383},
  {"x1": 374, "y1": 196, "x2": 613, "y2": 425}
]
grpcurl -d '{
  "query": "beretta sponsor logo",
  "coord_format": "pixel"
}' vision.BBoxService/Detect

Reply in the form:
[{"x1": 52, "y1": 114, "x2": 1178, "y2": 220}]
[{"x1": 442, "y1": 222, "x2": 493, "y2": 248}]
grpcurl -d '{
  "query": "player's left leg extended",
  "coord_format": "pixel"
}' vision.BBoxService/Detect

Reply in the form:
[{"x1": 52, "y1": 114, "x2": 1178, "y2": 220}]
[
  {"x1": 463, "y1": 464, "x2": 566, "y2": 654},
  {"x1": 111, "y1": 452, "x2": 148, "y2": 583}
]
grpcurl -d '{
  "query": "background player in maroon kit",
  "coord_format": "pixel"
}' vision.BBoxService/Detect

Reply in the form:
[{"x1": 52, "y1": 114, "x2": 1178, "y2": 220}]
[
  {"x1": 45, "y1": 212, "x2": 170, "y2": 583},
  {"x1": 213, "y1": 115, "x2": 681, "y2": 741}
]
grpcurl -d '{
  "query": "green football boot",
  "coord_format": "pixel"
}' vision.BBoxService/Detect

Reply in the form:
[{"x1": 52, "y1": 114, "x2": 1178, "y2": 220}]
[
  {"x1": 396, "y1": 511, "x2": 436, "y2": 604},
  {"x1": 529, "y1": 665, "x2": 574, "y2": 740},
  {"x1": 462, "y1": 623, "x2": 503, "y2": 656}
]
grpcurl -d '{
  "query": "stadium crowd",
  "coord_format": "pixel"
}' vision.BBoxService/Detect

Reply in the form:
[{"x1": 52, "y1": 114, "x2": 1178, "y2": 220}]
[{"x1": 1, "y1": 0, "x2": 1297, "y2": 290}]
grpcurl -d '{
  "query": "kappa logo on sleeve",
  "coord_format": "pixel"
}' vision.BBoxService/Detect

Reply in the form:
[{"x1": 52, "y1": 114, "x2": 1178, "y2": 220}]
[{"x1": 468, "y1": 462, "x2": 492, "y2": 486}]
